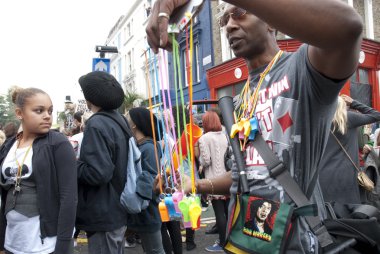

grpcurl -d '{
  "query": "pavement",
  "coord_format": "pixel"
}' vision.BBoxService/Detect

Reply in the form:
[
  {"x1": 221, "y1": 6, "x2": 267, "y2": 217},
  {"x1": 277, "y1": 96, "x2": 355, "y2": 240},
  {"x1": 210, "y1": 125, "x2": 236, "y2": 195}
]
[{"x1": 74, "y1": 205, "x2": 222, "y2": 254}]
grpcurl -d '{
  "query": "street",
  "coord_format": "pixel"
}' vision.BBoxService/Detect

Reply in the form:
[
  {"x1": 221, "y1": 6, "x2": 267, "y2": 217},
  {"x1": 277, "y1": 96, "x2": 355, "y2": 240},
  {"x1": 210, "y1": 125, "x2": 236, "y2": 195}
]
[{"x1": 74, "y1": 205, "x2": 220, "y2": 254}]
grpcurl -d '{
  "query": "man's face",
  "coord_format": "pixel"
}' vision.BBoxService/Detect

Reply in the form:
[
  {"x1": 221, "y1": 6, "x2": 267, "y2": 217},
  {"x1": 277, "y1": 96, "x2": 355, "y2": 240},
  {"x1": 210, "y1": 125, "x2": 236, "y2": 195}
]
[
  {"x1": 256, "y1": 202, "x2": 272, "y2": 221},
  {"x1": 222, "y1": 4, "x2": 269, "y2": 59}
]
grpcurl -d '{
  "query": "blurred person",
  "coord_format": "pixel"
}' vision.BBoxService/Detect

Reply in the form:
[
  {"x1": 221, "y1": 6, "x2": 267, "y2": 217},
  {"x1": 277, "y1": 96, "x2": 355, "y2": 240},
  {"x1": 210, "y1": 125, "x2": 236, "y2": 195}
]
[
  {"x1": 71, "y1": 111, "x2": 83, "y2": 136},
  {"x1": 319, "y1": 95, "x2": 380, "y2": 203},
  {"x1": 0, "y1": 87, "x2": 77, "y2": 254},
  {"x1": 0, "y1": 131, "x2": 5, "y2": 147},
  {"x1": 195, "y1": 111, "x2": 229, "y2": 252},
  {"x1": 69, "y1": 112, "x2": 93, "y2": 160},
  {"x1": 76, "y1": 71, "x2": 129, "y2": 254},
  {"x1": 125, "y1": 107, "x2": 165, "y2": 254},
  {"x1": 3, "y1": 123, "x2": 19, "y2": 141}
]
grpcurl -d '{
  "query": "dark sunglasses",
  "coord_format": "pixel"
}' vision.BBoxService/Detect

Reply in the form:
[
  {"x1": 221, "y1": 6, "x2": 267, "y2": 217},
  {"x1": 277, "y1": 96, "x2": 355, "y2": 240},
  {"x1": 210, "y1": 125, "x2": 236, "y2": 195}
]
[{"x1": 219, "y1": 7, "x2": 247, "y2": 27}]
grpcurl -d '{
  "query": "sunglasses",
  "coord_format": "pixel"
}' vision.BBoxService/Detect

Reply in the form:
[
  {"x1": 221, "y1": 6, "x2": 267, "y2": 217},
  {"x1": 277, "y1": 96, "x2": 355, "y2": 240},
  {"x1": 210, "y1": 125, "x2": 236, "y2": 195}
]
[{"x1": 219, "y1": 7, "x2": 247, "y2": 27}]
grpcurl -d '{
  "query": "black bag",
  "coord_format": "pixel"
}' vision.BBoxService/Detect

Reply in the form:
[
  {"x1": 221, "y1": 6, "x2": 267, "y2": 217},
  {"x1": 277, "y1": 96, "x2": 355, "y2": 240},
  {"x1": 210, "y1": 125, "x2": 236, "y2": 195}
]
[
  {"x1": 362, "y1": 149, "x2": 380, "y2": 209},
  {"x1": 324, "y1": 202, "x2": 380, "y2": 254}
]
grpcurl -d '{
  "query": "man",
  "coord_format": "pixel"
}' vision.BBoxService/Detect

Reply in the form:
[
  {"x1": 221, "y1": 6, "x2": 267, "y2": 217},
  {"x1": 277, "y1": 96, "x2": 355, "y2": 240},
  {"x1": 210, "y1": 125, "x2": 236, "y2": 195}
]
[
  {"x1": 243, "y1": 199, "x2": 274, "y2": 240},
  {"x1": 147, "y1": 0, "x2": 363, "y2": 253},
  {"x1": 76, "y1": 71, "x2": 130, "y2": 254}
]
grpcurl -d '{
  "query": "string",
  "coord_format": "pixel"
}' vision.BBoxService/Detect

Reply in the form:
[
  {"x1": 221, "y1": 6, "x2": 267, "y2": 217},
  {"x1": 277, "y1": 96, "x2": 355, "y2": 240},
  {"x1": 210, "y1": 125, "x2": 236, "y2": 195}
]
[
  {"x1": 187, "y1": 15, "x2": 196, "y2": 195},
  {"x1": 143, "y1": 50, "x2": 163, "y2": 194},
  {"x1": 235, "y1": 50, "x2": 283, "y2": 148},
  {"x1": 172, "y1": 35, "x2": 186, "y2": 193},
  {"x1": 14, "y1": 141, "x2": 33, "y2": 190},
  {"x1": 161, "y1": 51, "x2": 180, "y2": 186},
  {"x1": 157, "y1": 50, "x2": 175, "y2": 190},
  {"x1": 149, "y1": 50, "x2": 170, "y2": 190}
]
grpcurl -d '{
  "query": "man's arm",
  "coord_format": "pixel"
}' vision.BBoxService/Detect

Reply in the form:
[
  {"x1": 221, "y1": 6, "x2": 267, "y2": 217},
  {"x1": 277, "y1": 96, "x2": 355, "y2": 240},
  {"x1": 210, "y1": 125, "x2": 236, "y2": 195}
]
[{"x1": 147, "y1": 0, "x2": 363, "y2": 79}]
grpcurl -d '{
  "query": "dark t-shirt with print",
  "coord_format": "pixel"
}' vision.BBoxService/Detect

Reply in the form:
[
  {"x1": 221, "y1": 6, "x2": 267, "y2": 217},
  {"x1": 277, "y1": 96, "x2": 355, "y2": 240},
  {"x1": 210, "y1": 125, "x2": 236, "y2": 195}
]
[{"x1": 229, "y1": 45, "x2": 345, "y2": 253}]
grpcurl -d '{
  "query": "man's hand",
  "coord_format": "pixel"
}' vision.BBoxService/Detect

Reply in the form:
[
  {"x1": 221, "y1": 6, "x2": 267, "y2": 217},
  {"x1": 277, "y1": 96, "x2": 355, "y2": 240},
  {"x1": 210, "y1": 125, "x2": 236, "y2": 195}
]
[
  {"x1": 154, "y1": 170, "x2": 195, "y2": 195},
  {"x1": 341, "y1": 94, "x2": 353, "y2": 107},
  {"x1": 176, "y1": 174, "x2": 194, "y2": 194},
  {"x1": 146, "y1": 0, "x2": 188, "y2": 53}
]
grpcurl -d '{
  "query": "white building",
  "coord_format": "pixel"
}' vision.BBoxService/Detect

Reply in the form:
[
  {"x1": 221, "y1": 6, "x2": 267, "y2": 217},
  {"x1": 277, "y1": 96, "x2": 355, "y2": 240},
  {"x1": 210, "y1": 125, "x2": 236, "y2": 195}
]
[{"x1": 105, "y1": 0, "x2": 153, "y2": 99}]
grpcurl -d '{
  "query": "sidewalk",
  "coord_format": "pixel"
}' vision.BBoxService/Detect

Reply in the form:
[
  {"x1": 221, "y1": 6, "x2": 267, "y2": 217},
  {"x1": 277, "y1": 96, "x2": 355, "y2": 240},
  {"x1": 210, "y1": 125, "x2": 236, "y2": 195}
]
[{"x1": 74, "y1": 205, "x2": 221, "y2": 254}]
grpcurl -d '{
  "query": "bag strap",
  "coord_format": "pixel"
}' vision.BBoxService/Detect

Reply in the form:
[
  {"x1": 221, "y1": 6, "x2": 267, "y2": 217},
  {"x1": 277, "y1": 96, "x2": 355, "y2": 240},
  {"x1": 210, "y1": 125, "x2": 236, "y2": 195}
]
[
  {"x1": 330, "y1": 131, "x2": 361, "y2": 173},
  {"x1": 251, "y1": 133, "x2": 333, "y2": 247}
]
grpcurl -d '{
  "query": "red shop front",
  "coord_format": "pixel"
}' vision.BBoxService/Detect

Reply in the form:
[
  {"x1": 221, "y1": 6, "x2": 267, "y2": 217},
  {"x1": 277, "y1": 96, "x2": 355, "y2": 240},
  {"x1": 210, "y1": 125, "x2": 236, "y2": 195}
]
[{"x1": 206, "y1": 38, "x2": 380, "y2": 111}]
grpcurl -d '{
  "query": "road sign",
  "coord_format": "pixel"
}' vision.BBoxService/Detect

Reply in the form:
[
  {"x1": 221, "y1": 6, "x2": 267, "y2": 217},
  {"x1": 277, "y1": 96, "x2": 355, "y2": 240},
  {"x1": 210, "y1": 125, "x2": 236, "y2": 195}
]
[{"x1": 92, "y1": 58, "x2": 110, "y2": 72}]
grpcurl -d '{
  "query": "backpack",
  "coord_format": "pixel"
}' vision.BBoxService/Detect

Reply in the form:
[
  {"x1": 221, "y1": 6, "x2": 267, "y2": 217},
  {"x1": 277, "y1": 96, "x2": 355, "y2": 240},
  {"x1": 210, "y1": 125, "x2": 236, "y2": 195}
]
[
  {"x1": 95, "y1": 112, "x2": 150, "y2": 214},
  {"x1": 120, "y1": 136, "x2": 150, "y2": 214}
]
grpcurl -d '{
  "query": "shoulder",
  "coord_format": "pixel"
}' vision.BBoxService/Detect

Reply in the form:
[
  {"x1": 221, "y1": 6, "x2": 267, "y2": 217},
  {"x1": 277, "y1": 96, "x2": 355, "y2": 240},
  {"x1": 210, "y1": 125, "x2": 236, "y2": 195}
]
[{"x1": 47, "y1": 131, "x2": 70, "y2": 144}]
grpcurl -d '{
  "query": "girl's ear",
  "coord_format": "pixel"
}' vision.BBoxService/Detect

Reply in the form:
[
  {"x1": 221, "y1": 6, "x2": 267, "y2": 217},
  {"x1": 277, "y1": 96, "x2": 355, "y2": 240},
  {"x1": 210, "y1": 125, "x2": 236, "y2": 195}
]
[{"x1": 15, "y1": 108, "x2": 23, "y2": 120}]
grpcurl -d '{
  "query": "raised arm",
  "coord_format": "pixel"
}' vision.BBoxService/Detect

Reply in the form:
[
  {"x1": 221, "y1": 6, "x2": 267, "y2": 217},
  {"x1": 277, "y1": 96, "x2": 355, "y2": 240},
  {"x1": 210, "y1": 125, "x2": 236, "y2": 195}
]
[
  {"x1": 342, "y1": 95, "x2": 380, "y2": 129},
  {"x1": 147, "y1": 0, "x2": 363, "y2": 79}
]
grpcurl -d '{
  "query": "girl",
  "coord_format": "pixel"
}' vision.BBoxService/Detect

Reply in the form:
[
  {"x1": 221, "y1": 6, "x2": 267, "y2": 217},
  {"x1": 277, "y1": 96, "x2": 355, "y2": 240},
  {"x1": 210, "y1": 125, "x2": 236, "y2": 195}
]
[
  {"x1": 126, "y1": 107, "x2": 165, "y2": 254},
  {"x1": 0, "y1": 87, "x2": 77, "y2": 254}
]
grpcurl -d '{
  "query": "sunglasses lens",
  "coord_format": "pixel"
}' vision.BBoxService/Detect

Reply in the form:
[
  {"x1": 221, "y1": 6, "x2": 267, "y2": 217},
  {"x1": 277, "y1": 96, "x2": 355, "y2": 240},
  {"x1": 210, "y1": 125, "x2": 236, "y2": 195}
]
[
  {"x1": 219, "y1": 15, "x2": 228, "y2": 27},
  {"x1": 219, "y1": 8, "x2": 246, "y2": 27},
  {"x1": 232, "y1": 8, "x2": 246, "y2": 19}
]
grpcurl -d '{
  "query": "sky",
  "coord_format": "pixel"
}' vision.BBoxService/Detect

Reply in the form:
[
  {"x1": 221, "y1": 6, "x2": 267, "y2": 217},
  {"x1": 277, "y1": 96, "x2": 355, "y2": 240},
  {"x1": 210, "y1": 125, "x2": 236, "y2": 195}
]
[{"x1": 0, "y1": 0, "x2": 133, "y2": 116}]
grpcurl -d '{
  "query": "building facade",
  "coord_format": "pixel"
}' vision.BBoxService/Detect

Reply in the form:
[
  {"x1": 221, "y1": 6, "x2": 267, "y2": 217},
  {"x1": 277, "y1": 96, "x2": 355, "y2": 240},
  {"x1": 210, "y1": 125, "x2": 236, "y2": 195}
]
[{"x1": 105, "y1": 0, "x2": 153, "y2": 100}]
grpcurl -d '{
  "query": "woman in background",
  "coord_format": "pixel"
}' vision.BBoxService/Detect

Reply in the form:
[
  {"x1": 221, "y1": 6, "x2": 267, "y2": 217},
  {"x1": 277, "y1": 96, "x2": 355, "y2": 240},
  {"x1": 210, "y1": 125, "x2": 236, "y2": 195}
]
[
  {"x1": 0, "y1": 87, "x2": 77, "y2": 254},
  {"x1": 195, "y1": 111, "x2": 229, "y2": 252},
  {"x1": 319, "y1": 95, "x2": 380, "y2": 204}
]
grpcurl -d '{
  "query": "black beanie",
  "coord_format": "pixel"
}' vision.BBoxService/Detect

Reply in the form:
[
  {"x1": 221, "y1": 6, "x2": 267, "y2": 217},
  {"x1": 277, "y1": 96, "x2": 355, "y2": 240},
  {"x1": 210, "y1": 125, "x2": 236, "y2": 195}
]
[
  {"x1": 78, "y1": 71, "x2": 124, "y2": 110},
  {"x1": 129, "y1": 107, "x2": 160, "y2": 141}
]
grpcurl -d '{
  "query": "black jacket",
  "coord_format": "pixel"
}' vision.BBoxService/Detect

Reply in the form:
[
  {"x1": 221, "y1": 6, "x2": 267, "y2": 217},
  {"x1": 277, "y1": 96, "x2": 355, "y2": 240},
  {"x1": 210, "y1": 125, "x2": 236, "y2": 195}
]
[
  {"x1": 76, "y1": 110, "x2": 129, "y2": 232},
  {"x1": 127, "y1": 139, "x2": 162, "y2": 233},
  {"x1": 0, "y1": 131, "x2": 77, "y2": 254}
]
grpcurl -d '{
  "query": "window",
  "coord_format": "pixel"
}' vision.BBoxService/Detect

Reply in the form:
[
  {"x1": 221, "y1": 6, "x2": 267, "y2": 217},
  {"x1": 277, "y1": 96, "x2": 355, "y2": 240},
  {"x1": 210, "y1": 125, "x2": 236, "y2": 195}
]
[
  {"x1": 181, "y1": 43, "x2": 201, "y2": 86},
  {"x1": 220, "y1": 27, "x2": 235, "y2": 62},
  {"x1": 350, "y1": 68, "x2": 369, "y2": 84},
  {"x1": 126, "y1": 49, "x2": 134, "y2": 73},
  {"x1": 126, "y1": 19, "x2": 133, "y2": 39},
  {"x1": 350, "y1": 68, "x2": 372, "y2": 107},
  {"x1": 195, "y1": 42, "x2": 201, "y2": 83}
]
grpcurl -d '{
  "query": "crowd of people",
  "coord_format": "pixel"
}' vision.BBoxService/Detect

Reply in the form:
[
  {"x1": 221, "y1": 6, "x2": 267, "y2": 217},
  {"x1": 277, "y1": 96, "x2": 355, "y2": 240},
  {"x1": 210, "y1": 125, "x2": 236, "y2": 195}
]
[{"x1": 0, "y1": 0, "x2": 380, "y2": 253}]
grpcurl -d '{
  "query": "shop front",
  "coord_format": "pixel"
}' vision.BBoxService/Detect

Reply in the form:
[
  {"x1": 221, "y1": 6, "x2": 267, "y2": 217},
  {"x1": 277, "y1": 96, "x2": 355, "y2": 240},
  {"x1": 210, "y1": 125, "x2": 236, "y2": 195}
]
[{"x1": 206, "y1": 38, "x2": 380, "y2": 110}]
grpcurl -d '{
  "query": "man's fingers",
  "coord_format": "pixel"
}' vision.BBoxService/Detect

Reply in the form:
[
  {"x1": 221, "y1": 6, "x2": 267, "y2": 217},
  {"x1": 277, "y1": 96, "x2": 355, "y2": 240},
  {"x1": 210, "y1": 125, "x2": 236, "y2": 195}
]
[
  {"x1": 158, "y1": 16, "x2": 170, "y2": 48},
  {"x1": 146, "y1": 1, "x2": 160, "y2": 53}
]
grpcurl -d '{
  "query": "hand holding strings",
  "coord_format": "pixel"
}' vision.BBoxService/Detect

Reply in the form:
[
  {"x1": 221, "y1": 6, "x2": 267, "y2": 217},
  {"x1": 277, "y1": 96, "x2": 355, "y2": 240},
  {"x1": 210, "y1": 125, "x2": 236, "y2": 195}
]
[{"x1": 146, "y1": 0, "x2": 188, "y2": 53}]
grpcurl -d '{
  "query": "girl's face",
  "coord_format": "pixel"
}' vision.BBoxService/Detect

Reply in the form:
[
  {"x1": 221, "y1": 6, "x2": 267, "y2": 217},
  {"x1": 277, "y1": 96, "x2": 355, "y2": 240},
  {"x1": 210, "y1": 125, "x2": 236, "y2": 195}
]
[{"x1": 16, "y1": 93, "x2": 53, "y2": 135}]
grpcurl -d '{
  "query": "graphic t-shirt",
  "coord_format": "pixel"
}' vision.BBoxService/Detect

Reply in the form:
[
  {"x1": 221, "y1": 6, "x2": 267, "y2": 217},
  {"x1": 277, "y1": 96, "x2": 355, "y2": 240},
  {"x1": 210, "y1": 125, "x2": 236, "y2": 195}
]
[
  {"x1": 229, "y1": 45, "x2": 345, "y2": 253},
  {"x1": 1, "y1": 142, "x2": 57, "y2": 254}
]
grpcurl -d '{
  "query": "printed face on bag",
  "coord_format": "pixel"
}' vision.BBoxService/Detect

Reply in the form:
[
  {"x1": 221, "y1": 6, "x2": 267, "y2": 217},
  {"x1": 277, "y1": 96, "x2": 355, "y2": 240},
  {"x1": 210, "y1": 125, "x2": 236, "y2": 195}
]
[{"x1": 243, "y1": 197, "x2": 279, "y2": 242}]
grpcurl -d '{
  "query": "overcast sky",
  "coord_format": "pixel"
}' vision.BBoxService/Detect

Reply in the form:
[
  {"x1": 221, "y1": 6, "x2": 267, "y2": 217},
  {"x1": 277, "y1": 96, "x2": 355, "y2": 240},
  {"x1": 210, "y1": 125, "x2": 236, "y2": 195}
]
[{"x1": 0, "y1": 0, "x2": 132, "y2": 114}]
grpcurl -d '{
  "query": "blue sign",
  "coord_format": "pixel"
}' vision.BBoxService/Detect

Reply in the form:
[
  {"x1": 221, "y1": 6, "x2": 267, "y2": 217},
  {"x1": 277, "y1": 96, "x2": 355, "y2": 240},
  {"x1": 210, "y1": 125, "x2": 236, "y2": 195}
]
[{"x1": 92, "y1": 58, "x2": 110, "y2": 73}]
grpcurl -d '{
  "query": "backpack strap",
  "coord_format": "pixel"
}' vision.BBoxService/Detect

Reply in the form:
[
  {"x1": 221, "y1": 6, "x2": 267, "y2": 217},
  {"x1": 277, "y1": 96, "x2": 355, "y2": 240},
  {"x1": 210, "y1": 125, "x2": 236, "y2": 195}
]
[{"x1": 251, "y1": 133, "x2": 334, "y2": 248}]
